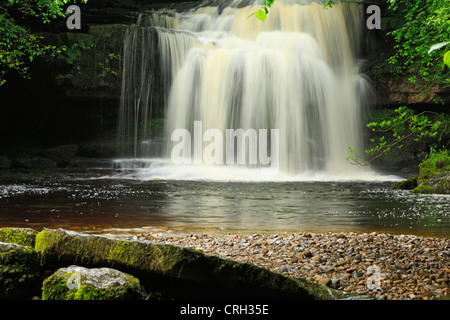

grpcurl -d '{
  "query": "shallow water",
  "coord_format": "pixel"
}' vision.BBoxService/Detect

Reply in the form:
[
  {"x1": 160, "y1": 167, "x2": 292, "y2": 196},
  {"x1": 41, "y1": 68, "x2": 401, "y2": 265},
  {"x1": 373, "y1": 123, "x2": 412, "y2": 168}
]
[{"x1": 0, "y1": 170, "x2": 448, "y2": 238}]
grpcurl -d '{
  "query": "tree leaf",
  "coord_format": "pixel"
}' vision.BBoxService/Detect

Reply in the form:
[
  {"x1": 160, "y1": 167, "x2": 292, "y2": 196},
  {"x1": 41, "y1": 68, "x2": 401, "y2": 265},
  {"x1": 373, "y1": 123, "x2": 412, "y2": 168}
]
[
  {"x1": 444, "y1": 50, "x2": 450, "y2": 69},
  {"x1": 427, "y1": 41, "x2": 450, "y2": 54},
  {"x1": 256, "y1": 10, "x2": 267, "y2": 21}
]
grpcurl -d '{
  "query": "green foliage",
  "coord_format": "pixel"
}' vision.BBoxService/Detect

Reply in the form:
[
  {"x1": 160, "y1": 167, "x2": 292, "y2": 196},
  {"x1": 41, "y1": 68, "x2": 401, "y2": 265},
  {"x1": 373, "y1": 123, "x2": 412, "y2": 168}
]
[
  {"x1": 0, "y1": 0, "x2": 87, "y2": 86},
  {"x1": 418, "y1": 149, "x2": 450, "y2": 182},
  {"x1": 347, "y1": 106, "x2": 449, "y2": 166},
  {"x1": 387, "y1": 0, "x2": 450, "y2": 89},
  {"x1": 428, "y1": 41, "x2": 450, "y2": 74},
  {"x1": 148, "y1": 118, "x2": 165, "y2": 131},
  {"x1": 247, "y1": 0, "x2": 274, "y2": 21},
  {"x1": 55, "y1": 33, "x2": 122, "y2": 89},
  {"x1": 445, "y1": 50, "x2": 450, "y2": 69},
  {"x1": 323, "y1": 1, "x2": 334, "y2": 9},
  {"x1": 248, "y1": 1, "x2": 333, "y2": 21}
]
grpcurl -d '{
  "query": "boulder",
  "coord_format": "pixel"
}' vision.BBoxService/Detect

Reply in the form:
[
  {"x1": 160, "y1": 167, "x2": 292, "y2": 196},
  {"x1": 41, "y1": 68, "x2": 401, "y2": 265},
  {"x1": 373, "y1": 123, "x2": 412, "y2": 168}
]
[
  {"x1": 411, "y1": 185, "x2": 437, "y2": 195},
  {"x1": 392, "y1": 176, "x2": 418, "y2": 190},
  {"x1": 42, "y1": 265, "x2": 142, "y2": 300},
  {"x1": 0, "y1": 242, "x2": 41, "y2": 299},
  {"x1": 411, "y1": 171, "x2": 450, "y2": 195},
  {"x1": 427, "y1": 172, "x2": 450, "y2": 194}
]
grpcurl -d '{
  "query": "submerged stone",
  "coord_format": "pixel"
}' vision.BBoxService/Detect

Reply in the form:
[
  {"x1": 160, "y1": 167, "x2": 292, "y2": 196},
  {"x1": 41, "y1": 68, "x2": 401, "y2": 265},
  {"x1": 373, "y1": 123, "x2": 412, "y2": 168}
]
[{"x1": 42, "y1": 265, "x2": 142, "y2": 300}]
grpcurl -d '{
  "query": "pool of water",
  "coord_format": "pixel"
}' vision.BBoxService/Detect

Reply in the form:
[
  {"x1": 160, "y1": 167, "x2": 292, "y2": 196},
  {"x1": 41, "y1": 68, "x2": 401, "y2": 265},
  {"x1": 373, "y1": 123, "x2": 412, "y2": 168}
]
[{"x1": 0, "y1": 170, "x2": 449, "y2": 238}]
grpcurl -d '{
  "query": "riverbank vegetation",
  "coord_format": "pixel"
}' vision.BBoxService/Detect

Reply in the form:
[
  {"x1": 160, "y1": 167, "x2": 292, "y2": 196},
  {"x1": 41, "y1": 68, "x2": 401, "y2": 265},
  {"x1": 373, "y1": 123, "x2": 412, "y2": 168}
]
[
  {"x1": 352, "y1": 0, "x2": 449, "y2": 191},
  {"x1": 0, "y1": 0, "x2": 88, "y2": 86}
]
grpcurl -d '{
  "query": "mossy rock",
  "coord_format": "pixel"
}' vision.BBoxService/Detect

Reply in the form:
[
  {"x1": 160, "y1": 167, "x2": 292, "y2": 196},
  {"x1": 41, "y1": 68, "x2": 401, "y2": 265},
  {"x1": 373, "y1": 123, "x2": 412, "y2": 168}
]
[
  {"x1": 418, "y1": 151, "x2": 450, "y2": 186},
  {"x1": 393, "y1": 176, "x2": 418, "y2": 190},
  {"x1": 0, "y1": 228, "x2": 38, "y2": 247},
  {"x1": 435, "y1": 173, "x2": 450, "y2": 194},
  {"x1": 0, "y1": 242, "x2": 41, "y2": 299},
  {"x1": 42, "y1": 265, "x2": 142, "y2": 300},
  {"x1": 411, "y1": 185, "x2": 437, "y2": 194},
  {"x1": 35, "y1": 228, "x2": 351, "y2": 300},
  {"x1": 426, "y1": 172, "x2": 450, "y2": 194}
]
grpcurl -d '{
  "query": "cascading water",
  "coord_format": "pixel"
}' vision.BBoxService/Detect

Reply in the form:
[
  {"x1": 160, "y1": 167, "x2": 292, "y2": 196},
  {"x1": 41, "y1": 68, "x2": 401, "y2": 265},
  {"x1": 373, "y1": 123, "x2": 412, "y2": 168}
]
[{"x1": 115, "y1": 0, "x2": 376, "y2": 180}]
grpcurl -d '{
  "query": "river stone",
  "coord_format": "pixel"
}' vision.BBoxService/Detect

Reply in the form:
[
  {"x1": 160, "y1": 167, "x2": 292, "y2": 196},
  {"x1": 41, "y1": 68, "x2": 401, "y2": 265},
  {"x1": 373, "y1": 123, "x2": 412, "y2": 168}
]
[
  {"x1": 0, "y1": 242, "x2": 41, "y2": 299},
  {"x1": 316, "y1": 275, "x2": 332, "y2": 286},
  {"x1": 42, "y1": 265, "x2": 142, "y2": 300}
]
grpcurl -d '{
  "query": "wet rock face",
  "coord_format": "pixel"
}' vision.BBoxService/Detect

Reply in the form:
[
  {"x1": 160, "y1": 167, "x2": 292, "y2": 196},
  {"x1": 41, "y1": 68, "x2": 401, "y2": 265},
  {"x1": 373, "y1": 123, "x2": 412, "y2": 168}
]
[
  {"x1": 376, "y1": 76, "x2": 450, "y2": 107},
  {"x1": 42, "y1": 265, "x2": 142, "y2": 300}
]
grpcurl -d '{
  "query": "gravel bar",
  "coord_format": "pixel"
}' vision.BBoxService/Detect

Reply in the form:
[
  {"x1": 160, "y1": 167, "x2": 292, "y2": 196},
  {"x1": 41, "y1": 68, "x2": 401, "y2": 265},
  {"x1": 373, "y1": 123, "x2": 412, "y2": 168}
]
[{"x1": 123, "y1": 231, "x2": 450, "y2": 300}]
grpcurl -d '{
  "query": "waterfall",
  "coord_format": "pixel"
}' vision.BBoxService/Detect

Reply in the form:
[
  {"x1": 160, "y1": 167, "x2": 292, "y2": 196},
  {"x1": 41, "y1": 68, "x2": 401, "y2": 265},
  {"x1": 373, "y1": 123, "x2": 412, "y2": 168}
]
[{"x1": 116, "y1": 0, "x2": 374, "y2": 180}]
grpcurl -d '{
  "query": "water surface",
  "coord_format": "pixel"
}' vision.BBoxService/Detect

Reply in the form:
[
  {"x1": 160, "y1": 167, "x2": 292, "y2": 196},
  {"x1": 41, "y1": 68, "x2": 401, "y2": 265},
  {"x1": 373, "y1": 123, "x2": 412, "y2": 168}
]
[{"x1": 1, "y1": 171, "x2": 448, "y2": 238}]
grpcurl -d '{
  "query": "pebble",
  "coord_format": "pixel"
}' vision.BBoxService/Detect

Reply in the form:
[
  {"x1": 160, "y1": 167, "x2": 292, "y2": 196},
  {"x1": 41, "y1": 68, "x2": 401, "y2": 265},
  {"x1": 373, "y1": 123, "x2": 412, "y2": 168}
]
[
  {"x1": 316, "y1": 275, "x2": 332, "y2": 286},
  {"x1": 131, "y1": 231, "x2": 449, "y2": 300}
]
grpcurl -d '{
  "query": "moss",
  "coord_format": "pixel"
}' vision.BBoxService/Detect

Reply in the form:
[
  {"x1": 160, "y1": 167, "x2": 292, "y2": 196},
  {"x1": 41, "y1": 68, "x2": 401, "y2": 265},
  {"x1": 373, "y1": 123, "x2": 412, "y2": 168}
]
[
  {"x1": 393, "y1": 176, "x2": 418, "y2": 190},
  {"x1": 41, "y1": 273, "x2": 69, "y2": 300},
  {"x1": 0, "y1": 228, "x2": 38, "y2": 247},
  {"x1": 435, "y1": 172, "x2": 450, "y2": 194},
  {"x1": 411, "y1": 185, "x2": 437, "y2": 194},
  {"x1": 0, "y1": 243, "x2": 41, "y2": 299},
  {"x1": 35, "y1": 229, "x2": 195, "y2": 275},
  {"x1": 418, "y1": 150, "x2": 450, "y2": 185},
  {"x1": 42, "y1": 266, "x2": 142, "y2": 300}
]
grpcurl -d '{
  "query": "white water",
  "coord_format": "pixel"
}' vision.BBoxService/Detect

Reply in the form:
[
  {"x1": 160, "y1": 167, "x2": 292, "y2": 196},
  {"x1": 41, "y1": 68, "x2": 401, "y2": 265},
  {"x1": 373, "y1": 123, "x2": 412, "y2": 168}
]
[{"x1": 116, "y1": 0, "x2": 390, "y2": 181}]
